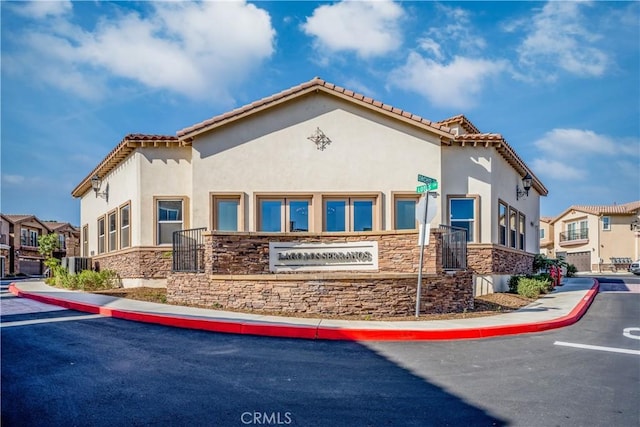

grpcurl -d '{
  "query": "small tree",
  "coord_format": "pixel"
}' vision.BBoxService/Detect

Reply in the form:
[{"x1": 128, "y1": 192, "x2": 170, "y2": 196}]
[{"x1": 38, "y1": 233, "x2": 61, "y2": 273}]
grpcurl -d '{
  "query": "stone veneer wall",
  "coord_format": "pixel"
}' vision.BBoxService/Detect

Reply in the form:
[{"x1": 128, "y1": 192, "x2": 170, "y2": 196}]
[
  {"x1": 166, "y1": 229, "x2": 474, "y2": 317},
  {"x1": 205, "y1": 230, "x2": 441, "y2": 275},
  {"x1": 467, "y1": 245, "x2": 534, "y2": 276},
  {"x1": 92, "y1": 247, "x2": 172, "y2": 279},
  {"x1": 167, "y1": 271, "x2": 473, "y2": 317}
]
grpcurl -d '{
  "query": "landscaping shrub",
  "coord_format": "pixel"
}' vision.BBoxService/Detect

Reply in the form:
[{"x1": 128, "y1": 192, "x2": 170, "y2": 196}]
[
  {"x1": 47, "y1": 266, "x2": 120, "y2": 291},
  {"x1": 508, "y1": 275, "x2": 522, "y2": 293},
  {"x1": 566, "y1": 264, "x2": 577, "y2": 277},
  {"x1": 517, "y1": 277, "x2": 552, "y2": 298}
]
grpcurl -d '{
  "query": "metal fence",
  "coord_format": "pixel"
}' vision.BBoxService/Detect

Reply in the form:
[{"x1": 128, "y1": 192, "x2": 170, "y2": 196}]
[
  {"x1": 172, "y1": 228, "x2": 206, "y2": 273},
  {"x1": 439, "y1": 225, "x2": 467, "y2": 270}
]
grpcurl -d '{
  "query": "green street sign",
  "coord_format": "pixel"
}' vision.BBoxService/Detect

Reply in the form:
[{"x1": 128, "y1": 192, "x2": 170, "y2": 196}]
[
  {"x1": 417, "y1": 181, "x2": 438, "y2": 193},
  {"x1": 417, "y1": 174, "x2": 436, "y2": 184}
]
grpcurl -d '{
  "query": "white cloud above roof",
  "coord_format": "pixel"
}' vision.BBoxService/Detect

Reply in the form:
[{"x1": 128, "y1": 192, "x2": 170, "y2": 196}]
[
  {"x1": 389, "y1": 53, "x2": 508, "y2": 110},
  {"x1": 516, "y1": 1, "x2": 609, "y2": 79},
  {"x1": 5, "y1": 1, "x2": 275, "y2": 102},
  {"x1": 301, "y1": 0, "x2": 404, "y2": 58},
  {"x1": 9, "y1": 0, "x2": 72, "y2": 19}
]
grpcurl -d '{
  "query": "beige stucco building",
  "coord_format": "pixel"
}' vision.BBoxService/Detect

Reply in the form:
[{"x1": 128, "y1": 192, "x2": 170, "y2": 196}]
[
  {"x1": 72, "y1": 77, "x2": 547, "y2": 297},
  {"x1": 543, "y1": 202, "x2": 640, "y2": 272}
]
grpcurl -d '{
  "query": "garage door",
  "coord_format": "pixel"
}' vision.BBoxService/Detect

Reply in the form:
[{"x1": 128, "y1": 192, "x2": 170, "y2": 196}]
[
  {"x1": 566, "y1": 251, "x2": 591, "y2": 272},
  {"x1": 19, "y1": 258, "x2": 42, "y2": 276}
]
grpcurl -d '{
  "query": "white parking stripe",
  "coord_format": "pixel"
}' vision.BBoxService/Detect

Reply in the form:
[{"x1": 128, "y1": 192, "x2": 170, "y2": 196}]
[
  {"x1": 554, "y1": 341, "x2": 640, "y2": 356},
  {"x1": 0, "y1": 314, "x2": 104, "y2": 328}
]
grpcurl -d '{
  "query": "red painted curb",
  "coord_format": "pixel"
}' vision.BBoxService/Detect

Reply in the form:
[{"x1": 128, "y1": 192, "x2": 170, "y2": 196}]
[{"x1": 8, "y1": 280, "x2": 599, "y2": 341}]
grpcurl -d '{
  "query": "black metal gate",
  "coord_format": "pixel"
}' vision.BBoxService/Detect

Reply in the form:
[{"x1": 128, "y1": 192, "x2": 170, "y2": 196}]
[
  {"x1": 439, "y1": 225, "x2": 467, "y2": 270},
  {"x1": 172, "y1": 228, "x2": 205, "y2": 273}
]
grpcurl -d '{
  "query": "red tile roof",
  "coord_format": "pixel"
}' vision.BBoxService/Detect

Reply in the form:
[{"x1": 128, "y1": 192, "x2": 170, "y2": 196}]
[
  {"x1": 71, "y1": 77, "x2": 548, "y2": 198},
  {"x1": 177, "y1": 77, "x2": 455, "y2": 141},
  {"x1": 72, "y1": 134, "x2": 180, "y2": 198},
  {"x1": 436, "y1": 114, "x2": 481, "y2": 134},
  {"x1": 550, "y1": 200, "x2": 640, "y2": 224}
]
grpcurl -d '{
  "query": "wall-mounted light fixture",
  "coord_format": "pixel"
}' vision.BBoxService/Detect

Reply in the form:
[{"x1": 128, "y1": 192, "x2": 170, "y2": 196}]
[
  {"x1": 516, "y1": 172, "x2": 533, "y2": 200},
  {"x1": 631, "y1": 219, "x2": 640, "y2": 231},
  {"x1": 90, "y1": 175, "x2": 109, "y2": 202}
]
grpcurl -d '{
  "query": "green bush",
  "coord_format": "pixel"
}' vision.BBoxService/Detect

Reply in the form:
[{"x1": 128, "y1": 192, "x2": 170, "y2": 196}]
[
  {"x1": 508, "y1": 275, "x2": 522, "y2": 293},
  {"x1": 517, "y1": 277, "x2": 552, "y2": 298},
  {"x1": 46, "y1": 267, "x2": 120, "y2": 291},
  {"x1": 566, "y1": 264, "x2": 577, "y2": 277}
]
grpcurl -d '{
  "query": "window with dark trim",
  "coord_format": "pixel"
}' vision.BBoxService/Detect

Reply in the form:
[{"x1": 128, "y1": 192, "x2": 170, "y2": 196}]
[
  {"x1": 498, "y1": 201, "x2": 508, "y2": 246},
  {"x1": 108, "y1": 211, "x2": 117, "y2": 251},
  {"x1": 97, "y1": 217, "x2": 105, "y2": 254},
  {"x1": 509, "y1": 208, "x2": 517, "y2": 249},
  {"x1": 518, "y1": 213, "x2": 526, "y2": 250},
  {"x1": 120, "y1": 204, "x2": 130, "y2": 248}
]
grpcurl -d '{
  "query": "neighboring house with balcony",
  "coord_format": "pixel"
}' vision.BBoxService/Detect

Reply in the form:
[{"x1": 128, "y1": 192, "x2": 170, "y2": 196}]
[
  {"x1": 0, "y1": 214, "x2": 50, "y2": 276},
  {"x1": 72, "y1": 77, "x2": 548, "y2": 297},
  {"x1": 0, "y1": 216, "x2": 10, "y2": 277},
  {"x1": 0, "y1": 214, "x2": 81, "y2": 276},
  {"x1": 547, "y1": 201, "x2": 640, "y2": 272},
  {"x1": 42, "y1": 221, "x2": 81, "y2": 259}
]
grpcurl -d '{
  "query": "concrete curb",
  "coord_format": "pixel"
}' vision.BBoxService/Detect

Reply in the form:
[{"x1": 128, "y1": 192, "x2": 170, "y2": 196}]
[{"x1": 7, "y1": 280, "x2": 599, "y2": 341}]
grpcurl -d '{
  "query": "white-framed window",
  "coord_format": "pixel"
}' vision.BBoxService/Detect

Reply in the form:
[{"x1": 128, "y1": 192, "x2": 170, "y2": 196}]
[
  {"x1": 257, "y1": 196, "x2": 311, "y2": 232},
  {"x1": 449, "y1": 197, "x2": 475, "y2": 242},
  {"x1": 97, "y1": 217, "x2": 105, "y2": 254},
  {"x1": 120, "y1": 204, "x2": 130, "y2": 248},
  {"x1": 108, "y1": 211, "x2": 117, "y2": 251},
  {"x1": 58, "y1": 233, "x2": 66, "y2": 250},
  {"x1": 602, "y1": 216, "x2": 610, "y2": 231},
  {"x1": 540, "y1": 228, "x2": 545, "y2": 239},
  {"x1": 498, "y1": 201, "x2": 508, "y2": 246},
  {"x1": 20, "y1": 229, "x2": 28, "y2": 246},
  {"x1": 323, "y1": 196, "x2": 376, "y2": 232},
  {"x1": 157, "y1": 200, "x2": 183, "y2": 245}
]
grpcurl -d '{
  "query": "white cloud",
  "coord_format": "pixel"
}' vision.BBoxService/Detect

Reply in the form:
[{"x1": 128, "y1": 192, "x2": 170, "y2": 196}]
[
  {"x1": 5, "y1": 1, "x2": 276, "y2": 102},
  {"x1": 531, "y1": 159, "x2": 585, "y2": 180},
  {"x1": 517, "y1": 1, "x2": 609, "y2": 78},
  {"x1": 531, "y1": 128, "x2": 640, "y2": 183},
  {"x1": 10, "y1": 0, "x2": 72, "y2": 19},
  {"x1": 2, "y1": 174, "x2": 25, "y2": 185},
  {"x1": 389, "y1": 53, "x2": 508, "y2": 110},
  {"x1": 428, "y1": 5, "x2": 487, "y2": 53},
  {"x1": 301, "y1": 0, "x2": 404, "y2": 58},
  {"x1": 534, "y1": 128, "x2": 615, "y2": 156}
]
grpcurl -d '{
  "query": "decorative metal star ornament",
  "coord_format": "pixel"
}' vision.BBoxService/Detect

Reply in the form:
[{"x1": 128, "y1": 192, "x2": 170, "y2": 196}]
[{"x1": 307, "y1": 127, "x2": 331, "y2": 151}]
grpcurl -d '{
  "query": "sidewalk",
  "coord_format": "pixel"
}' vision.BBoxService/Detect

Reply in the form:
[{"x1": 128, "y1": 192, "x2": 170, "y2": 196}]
[{"x1": 8, "y1": 278, "x2": 599, "y2": 341}]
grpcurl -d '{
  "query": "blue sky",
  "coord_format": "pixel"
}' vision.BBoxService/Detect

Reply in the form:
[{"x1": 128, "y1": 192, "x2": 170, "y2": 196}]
[{"x1": 1, "y1": 1, "x2": 639, "y2": 225}]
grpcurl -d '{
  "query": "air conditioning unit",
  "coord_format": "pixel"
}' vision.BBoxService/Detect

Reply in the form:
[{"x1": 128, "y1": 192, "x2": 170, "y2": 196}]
[{"x1": 66, "y1": 257, "x2": 92, "y2": 275}]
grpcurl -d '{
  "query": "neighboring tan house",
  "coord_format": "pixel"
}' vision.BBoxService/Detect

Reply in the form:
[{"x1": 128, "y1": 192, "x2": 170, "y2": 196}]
[
  {"x1": 0, "y1": 214, "x2": 50, "y2": 276},
  {"x1": 548, "y1": 201, "x2": 640, "y2": 272},
  {"x1": 0, "y1": 215, "x2": 81, "y2": 277},
  {"x1": 0, "y1": 216, "x2": 10, "y2": 277},
  {"x1": 43, "y1": 221, "x2": 81, "y2": 259},
  {"x1": 539, "y1": 217, "x2": 555, "y2": 257},
  {"x1": 72, "y1": 77, "x2": 547, "y2": 295}
]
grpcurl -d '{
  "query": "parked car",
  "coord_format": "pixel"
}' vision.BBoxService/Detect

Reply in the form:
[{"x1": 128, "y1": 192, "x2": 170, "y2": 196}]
[{"x1": 629, "y1": 261, "x2": 640, "y2": 275}]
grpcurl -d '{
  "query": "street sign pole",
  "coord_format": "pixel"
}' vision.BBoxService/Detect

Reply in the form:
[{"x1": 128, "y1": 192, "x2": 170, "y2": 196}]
[{"x1": 416, "y1": 192, "x2": 429, "y2": 318}]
